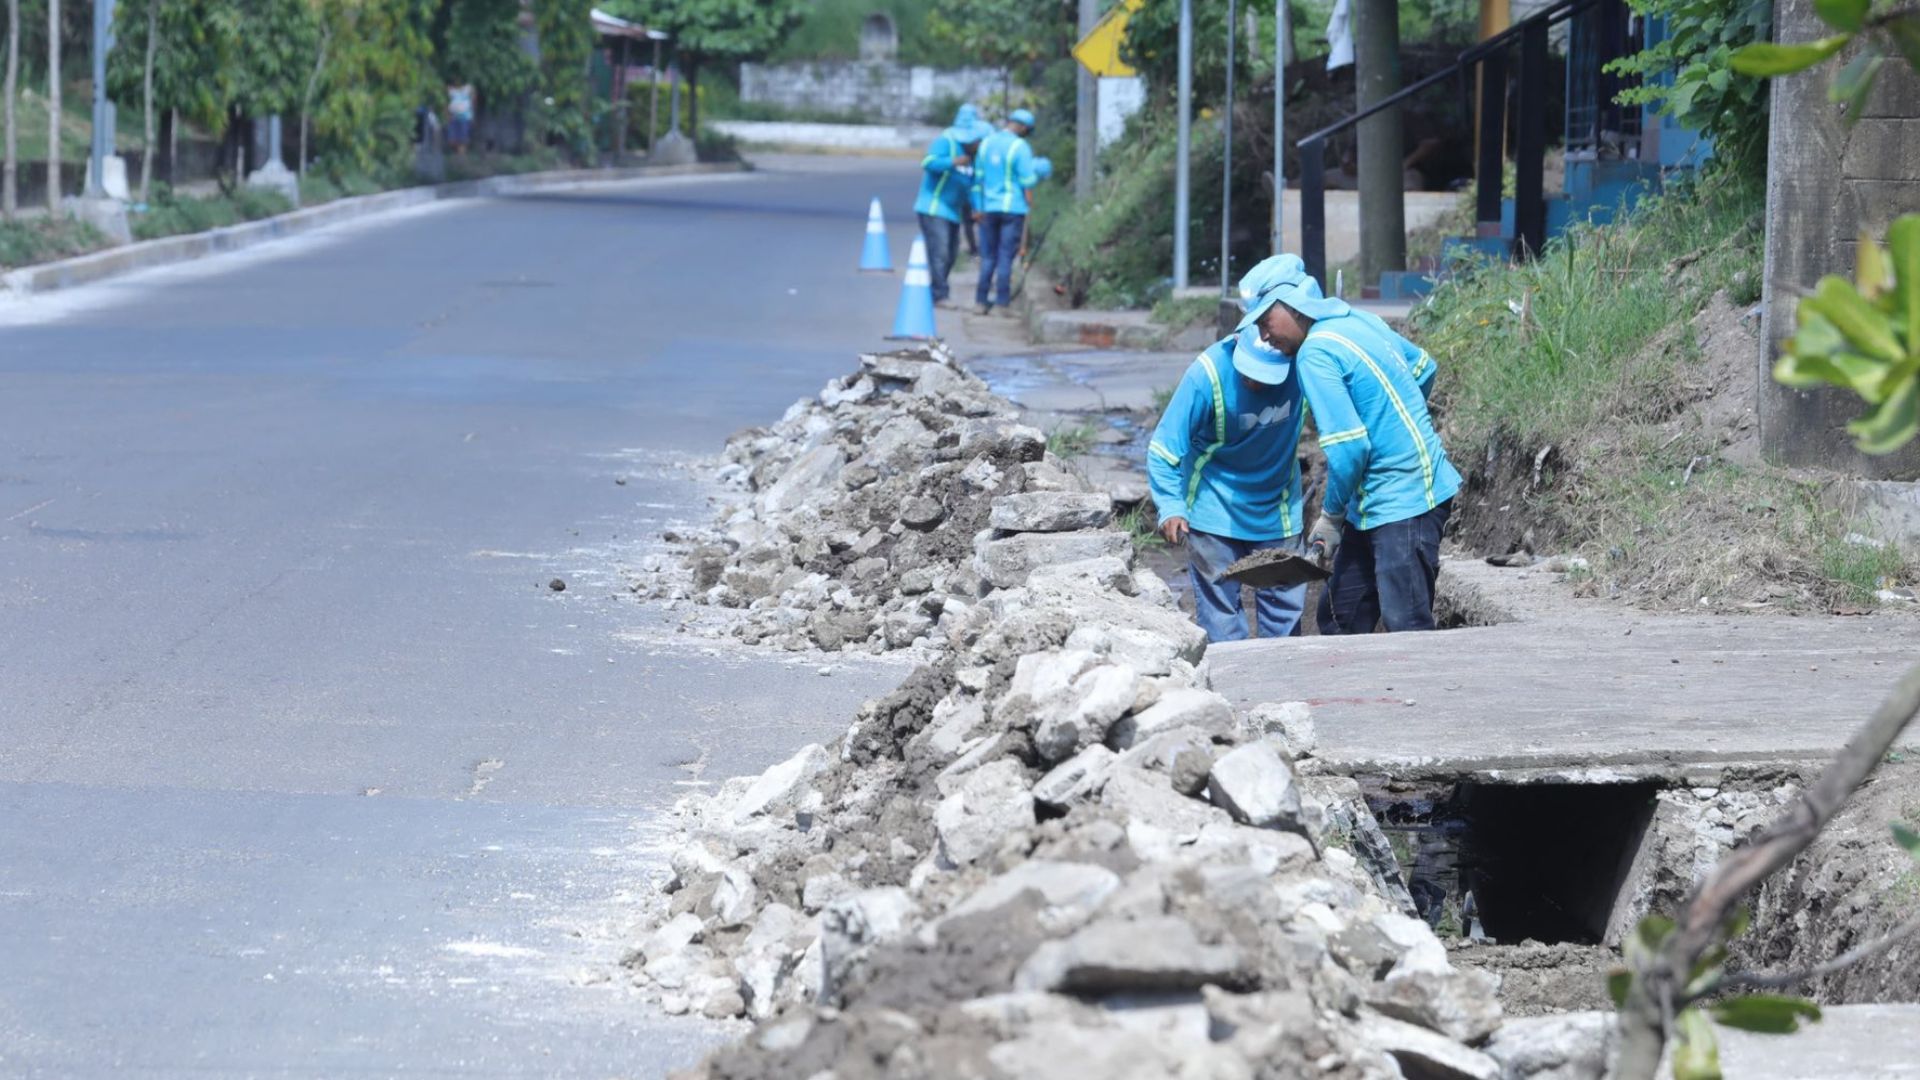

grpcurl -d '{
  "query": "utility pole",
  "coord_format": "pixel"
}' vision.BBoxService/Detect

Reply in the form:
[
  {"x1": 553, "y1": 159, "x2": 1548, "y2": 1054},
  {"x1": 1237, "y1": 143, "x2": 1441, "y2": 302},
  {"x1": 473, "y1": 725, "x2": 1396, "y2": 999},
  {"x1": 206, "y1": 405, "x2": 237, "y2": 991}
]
[
  {"x1": 47, "y1": 0, "x2": 59, "y2": 214},
  {"x1": 86, "y1": 0, "x2": 113, "y2": 198},
  {"x1": 1220, "y1": 0, "x2": 1235, "y2": 295},
  {"x1": 1075, "y1": 0, "x2": 1096, "y2": 199},
  {"x1": 1354, "y1": 0, "x2": 1405, "y2": 286},
  {"x1": 1174, "y1": 0, "x2": 1192, "y2": 290},
  {"x1": 1273, "y1": 0, "x2": 1288, "y2": 254}
]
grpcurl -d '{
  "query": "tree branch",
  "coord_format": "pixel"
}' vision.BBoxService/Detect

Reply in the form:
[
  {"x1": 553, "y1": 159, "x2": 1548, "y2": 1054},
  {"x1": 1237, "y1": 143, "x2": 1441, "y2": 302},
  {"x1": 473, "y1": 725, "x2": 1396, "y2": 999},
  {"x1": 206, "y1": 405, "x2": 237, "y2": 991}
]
[
  {"x1": 1715, "y1": 909, "x2": 1920, "y2": 993},
  {"x1": 1609, "y1": 658, "x2": 1920, "y2": 1080}
]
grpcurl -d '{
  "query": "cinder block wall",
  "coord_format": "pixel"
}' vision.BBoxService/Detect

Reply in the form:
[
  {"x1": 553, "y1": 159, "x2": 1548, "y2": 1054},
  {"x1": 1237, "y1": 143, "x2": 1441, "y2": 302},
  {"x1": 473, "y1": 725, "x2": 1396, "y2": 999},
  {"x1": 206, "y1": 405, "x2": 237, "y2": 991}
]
[{"x1": 1760, "y1": 0, "x2": 1920, "y2": 477}]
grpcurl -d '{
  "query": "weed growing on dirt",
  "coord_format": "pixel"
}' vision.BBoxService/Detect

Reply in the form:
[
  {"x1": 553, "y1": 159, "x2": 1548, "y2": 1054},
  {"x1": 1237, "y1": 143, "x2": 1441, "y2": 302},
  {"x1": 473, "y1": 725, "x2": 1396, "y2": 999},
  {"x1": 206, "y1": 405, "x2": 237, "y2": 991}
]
[
  {"x1": 1046, "y1": 423, "x2": 1097, "y2": 459},
  {"x1": 1151, "y1": 385, "x2": 1177, "y2": 413},
  {"x1": 1822, "y1": 540, "x2": 1909, "y2": 605},
  {"x1": 1116, "y1": 504, "x2": 1165, "y2": 554},
  {"x1": 132, "y1": 185, "x2": 296, "y2": 242}
]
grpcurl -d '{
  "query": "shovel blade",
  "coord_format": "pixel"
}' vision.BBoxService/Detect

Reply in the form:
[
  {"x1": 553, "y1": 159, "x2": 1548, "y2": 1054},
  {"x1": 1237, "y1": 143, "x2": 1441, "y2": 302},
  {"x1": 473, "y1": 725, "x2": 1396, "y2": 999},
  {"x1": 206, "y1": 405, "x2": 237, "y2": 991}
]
[{"x1": 1221, "y1": 547, "x2": 1331, "y2": 589}]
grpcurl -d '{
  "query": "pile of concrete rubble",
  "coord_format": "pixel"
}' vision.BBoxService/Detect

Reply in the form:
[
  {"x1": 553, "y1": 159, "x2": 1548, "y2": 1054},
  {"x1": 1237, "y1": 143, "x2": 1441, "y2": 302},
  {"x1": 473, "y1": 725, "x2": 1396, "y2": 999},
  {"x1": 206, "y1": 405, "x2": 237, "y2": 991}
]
[
  {"x1": 632, "y1": 343, "x2": 1127, "y2": 653},
  {"x1": 625, "y1": 345, "x2": 1609, "y2": 1079}
]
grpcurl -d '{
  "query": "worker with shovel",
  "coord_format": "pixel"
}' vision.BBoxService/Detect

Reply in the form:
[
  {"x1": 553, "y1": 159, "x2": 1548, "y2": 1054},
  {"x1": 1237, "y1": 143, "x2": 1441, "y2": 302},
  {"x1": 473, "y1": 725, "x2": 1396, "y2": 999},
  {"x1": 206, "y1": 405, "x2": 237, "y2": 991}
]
[
  {"x1": 970, "y1": 108, "x2": 1050, "y2": 316},
  {"x1": 1146, "y1": 317, "x2": 1310, "y2": 642},
  {"x1": 1239, "y1": 254, "x2": 1460, "y2": 633}
]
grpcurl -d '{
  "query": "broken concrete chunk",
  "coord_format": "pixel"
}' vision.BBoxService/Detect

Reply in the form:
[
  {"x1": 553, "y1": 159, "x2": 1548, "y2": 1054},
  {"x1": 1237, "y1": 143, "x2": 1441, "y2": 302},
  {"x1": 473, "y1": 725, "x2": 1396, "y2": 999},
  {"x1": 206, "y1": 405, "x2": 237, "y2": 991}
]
[
  {"x1": 1100, "y1": 765, "x2": 1229, "y2": 841},
  {"x1": 945, "y1": 859, "x2": 1122, "y2": 930},
  {"x1": 1107, "y1": 687, "x2": 1236, "y2": 749},
  {"x1": 1353, "y1": 1013, "x2": 1501, "y2": 1080},
  {"x1": 1369, "y1": 967, "x2": 1504, "y2": 1045},
  {"x1": 1033, "y1": 663, "x2": 1141, "y2": 763},
  {"x1": 1025, "y1": 555, "x2": 1137, "y2": 596},
  {"x1": 989, "y1": 492, "x2": 1115, "y2": 533},
  {"x1": 1014, "y1": 915, "x2": 1245, "y2": 993},
  {"x1": 1205, "y1": 740, "x2": 1305, "y2": 831},
  {"x1": 1482, "y1": 1011, "x2": 1613, "y2": 1080},
  {"x1": 974, "y1": 530, "x2": 1133, "y2": 590},
  {"x1": 756, "y1": 445, "x2": 846, "y2": 515},
  {"x1": 729, "y1": 743, "x2": 831, "y2": 825},
  {"x1": 933, "y1": 758, "x2": 1036, "y2": 866},
  {"x1": 899, "y1": 495, "x2": 946, "y2": 531},
  {"x1": 1033, "y1": 744, "x2": 1118, "y2": 810},
  {"x1": 1244, "y1": 700, "x2": 1318, "y2": 758}
]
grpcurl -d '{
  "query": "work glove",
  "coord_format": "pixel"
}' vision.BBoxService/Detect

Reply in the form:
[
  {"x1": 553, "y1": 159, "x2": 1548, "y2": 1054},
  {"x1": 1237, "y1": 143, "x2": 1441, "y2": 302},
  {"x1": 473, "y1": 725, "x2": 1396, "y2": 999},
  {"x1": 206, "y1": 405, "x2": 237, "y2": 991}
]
[{"x1": 1307, "y1": 512, "x2": 1344, "y2": 568}]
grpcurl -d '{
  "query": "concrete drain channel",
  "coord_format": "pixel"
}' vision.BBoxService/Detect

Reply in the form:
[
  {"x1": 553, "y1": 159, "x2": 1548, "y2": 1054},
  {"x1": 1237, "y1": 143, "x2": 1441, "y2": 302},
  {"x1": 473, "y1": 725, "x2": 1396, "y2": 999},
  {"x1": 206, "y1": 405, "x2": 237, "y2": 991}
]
[{"x1": 1351, "y1": 776, "x2": 1701, "y2": 1013}]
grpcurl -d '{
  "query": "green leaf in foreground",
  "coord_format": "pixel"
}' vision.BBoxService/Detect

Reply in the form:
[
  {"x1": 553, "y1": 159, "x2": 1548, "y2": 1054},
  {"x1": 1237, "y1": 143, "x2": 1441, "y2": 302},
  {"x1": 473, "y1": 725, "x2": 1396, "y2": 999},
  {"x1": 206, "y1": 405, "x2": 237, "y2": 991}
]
[
  {"x1": 1673, "y1": 1008, "x2": 1724, "y2": 1080},
  {"x1": 1711, "y1": 994, "x2": 1824, "y2": 1034},
  {"x1": 1895, "y1": 822, "x2": 1920, "y2": 860},
  {"x1": 1828, "y1": 51, "x2": 1885, "y2": 119},
  {"x1": 1814, "y1": 0, "x2": 1870, "y2": 33},
  {"x1": 1730, "y1": 35, "x2": 1852, "y2": 76}
]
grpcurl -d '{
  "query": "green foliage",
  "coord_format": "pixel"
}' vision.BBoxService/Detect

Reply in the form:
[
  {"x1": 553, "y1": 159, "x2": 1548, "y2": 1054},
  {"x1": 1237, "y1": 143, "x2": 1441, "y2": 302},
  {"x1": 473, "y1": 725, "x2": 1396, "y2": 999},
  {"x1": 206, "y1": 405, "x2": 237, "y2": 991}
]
[
  {"x1": 769, "y1": 0, "x2": 938, "y2": 65},
  {"x1": 1821, "y1": 533, "x2": 1908, "y2": 601},
  {"x1": 130, "y1": 182, "x2": 294, "y2": 240},
  {"x1": 1046, "y1": 422, "x2": 1096, "y2": 459},
  {"x1": 1730, "y1": 0, "x2": 1920, "y2": 115},
  {"x1": 1116, "y1": 504, "x2": 1166, "y2": 554},
  {"x1": 110, "y1": 0, "x2": 321, "y2": 125},
  {"x1": 1895, "y1": 821, "x2": 1920, "y2": 859},
  {"x1": 0, "y1": 215, "x2": 107, "y2": 268},
  {"x1": 314, "y1": 0, "x2": 437, "y2": 176},
  {"x1": 1604, "y1": 0, "x2": 1773, "y2": 175},
  {"x1": 533, "y1": 0, "x2": 594, "y2": 157},
  {"x1": 1773, "y1": 216, "x2": 1920, "y2": 453},
  {"x1": 442, "y1": 0, "x2": 537, "y2": 108},
  {"x1": 926, "y1": 0, "x2": 1073, "y2": 85}
]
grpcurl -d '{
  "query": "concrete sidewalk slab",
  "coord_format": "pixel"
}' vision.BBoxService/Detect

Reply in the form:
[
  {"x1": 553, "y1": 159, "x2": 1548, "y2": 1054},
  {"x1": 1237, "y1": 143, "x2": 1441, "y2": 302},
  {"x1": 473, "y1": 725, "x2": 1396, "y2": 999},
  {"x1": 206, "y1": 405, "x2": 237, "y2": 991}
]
[
  {"x1": 1717, "y1": 1003, "x2": 1920, "y2": 1078},
  {"x1": 1206, "y1": 613, "x2": 1920, "y2": 778},
  {"x1": 964, "y1": 349, "x2": 1195, "y2": 413}
]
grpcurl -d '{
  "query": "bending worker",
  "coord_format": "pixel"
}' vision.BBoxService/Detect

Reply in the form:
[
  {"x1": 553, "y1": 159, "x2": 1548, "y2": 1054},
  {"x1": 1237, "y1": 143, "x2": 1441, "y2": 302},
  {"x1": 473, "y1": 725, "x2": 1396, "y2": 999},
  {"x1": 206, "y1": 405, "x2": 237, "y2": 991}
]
[
  {"x1": 1239, "y1": 254, "x2": 1461, "y2": 633},
  {"x1": 1146, "y1": 314, "x2": 1310, "y2": 642},
  {"x1": 970, "y1": 109, "x2": 1050, "y2": 317},
  {"x1": 913, "y1": 104, "x2": 990, "y2": 309}
]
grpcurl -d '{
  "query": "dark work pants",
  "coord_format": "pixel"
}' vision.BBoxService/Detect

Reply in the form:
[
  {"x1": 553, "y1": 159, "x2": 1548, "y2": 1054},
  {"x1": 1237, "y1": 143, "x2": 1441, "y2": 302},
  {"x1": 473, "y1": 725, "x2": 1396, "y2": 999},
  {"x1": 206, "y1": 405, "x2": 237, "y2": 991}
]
[
  {"x1": 917, "y1": 213, "x2": 960, "y2": 302},
  {"x1": 975, "y1": 212, "x2": 1025, "y2": 308},
  {"x1": 1316, "y1": 500, "x2": 1452, "y2": 634}
]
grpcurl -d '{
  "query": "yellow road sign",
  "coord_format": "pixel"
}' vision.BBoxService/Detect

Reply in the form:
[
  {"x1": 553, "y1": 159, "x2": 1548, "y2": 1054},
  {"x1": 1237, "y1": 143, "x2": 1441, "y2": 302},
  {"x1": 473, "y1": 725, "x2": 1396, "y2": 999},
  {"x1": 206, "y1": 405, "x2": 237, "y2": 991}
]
[{"x1": 1072, "y1": 0, "x2": 1146, "y2": 77}]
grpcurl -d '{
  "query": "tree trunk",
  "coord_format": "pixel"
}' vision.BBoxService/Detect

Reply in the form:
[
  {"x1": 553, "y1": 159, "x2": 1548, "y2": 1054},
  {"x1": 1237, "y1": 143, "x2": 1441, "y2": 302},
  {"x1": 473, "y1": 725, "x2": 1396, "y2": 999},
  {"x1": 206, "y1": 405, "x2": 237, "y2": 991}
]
[
  {"x1": 685, "y1": 53, "x2": 699, "y2": 139},
  {"x1": 1353, "y1": 0, "x2": 1405, "y2": 284},
  {"x1": 46, "y1": 0, "x2": 58, "y2": 214},
  {"x1": 4, "y1": 0, "x2": 19, "y2": 219},
  {"x1": 300, "y1": 24, "x2": 330, "y2": 178},
  {"x1": 141, "y1": 0, "x2": 158, "y2": 202},
  {"x1": 158, "y1": 106, "x2": 173, "y2": 185}
]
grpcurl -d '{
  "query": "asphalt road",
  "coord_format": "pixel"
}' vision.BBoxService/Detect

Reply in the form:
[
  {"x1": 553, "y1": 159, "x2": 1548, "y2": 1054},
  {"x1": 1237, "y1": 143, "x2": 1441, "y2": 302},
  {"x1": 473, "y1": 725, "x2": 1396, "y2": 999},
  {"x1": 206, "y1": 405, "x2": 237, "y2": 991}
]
[{"x1": 0, "y1": 155, "x2": 925, "y2": 1077}]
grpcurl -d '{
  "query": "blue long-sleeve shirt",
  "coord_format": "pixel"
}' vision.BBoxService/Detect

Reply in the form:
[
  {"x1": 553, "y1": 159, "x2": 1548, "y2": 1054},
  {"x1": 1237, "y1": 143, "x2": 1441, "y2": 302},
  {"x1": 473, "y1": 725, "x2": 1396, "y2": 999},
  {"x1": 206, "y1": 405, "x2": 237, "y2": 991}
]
[
  {"x1": 1294, "y1": 310, "x2": 1458, "y2": 530},
  {"x1": 972, "y1": 129, "x2": 1044, "y2": 216},
  {"x1": 914, "y1": 131, "x2": 973, "y2": 224},
  {"x1": 1146, "y1": 335, "x2": 1306, "y2": 542}
]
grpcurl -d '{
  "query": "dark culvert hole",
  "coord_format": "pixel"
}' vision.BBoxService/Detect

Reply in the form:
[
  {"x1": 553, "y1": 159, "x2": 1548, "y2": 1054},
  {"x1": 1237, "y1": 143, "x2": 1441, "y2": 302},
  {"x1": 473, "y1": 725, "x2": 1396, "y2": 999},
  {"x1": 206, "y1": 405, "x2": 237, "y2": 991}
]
[{"x1": 1368, "y1": 780, "x2": 1661, "y2": 945}]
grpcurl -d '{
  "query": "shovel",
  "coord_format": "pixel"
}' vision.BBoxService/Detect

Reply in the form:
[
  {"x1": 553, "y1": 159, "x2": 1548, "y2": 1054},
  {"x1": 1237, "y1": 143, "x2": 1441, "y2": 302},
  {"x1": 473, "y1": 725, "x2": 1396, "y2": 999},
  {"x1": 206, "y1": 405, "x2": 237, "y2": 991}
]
[{"x1": 1221, "y1": 544, "x2": 1332, "y2": 589}]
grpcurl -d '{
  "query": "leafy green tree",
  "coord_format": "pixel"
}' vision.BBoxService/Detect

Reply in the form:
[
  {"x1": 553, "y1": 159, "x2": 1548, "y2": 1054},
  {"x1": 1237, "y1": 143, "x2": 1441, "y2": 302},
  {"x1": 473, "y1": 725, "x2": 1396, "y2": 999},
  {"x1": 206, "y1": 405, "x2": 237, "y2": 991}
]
[
  {"x1": 441, "y1": 0, "x2": 536, "y2": 112},
  {"x1": 605, "y1": 0, "x2": 804, "y2": 136},
  {"x1": 310, "y1": 0, "x2": 436, "y2": 177},
  {"x1": 1604, "y1": 0, "x2": 1774, "y2": 177},
  {"x1": 532, "y1": 0, "x2": 593, "y2": 156},
  {"x1": 926, "y1": 0, "x2": 1073, "y2": 107}
]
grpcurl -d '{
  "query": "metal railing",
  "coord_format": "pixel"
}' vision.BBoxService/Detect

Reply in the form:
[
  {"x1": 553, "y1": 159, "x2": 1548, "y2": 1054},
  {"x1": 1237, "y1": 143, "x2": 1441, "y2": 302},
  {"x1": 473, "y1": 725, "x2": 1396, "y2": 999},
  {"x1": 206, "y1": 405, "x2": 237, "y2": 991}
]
[{"x1": 1296, "y1": 0, "x2": 1604, "y2": 288}]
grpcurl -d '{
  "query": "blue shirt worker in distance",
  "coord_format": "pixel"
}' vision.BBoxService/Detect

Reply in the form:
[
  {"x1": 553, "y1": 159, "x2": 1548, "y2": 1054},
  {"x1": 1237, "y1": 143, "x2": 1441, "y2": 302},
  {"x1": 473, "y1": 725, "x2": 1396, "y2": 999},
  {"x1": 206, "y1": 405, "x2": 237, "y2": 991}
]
[
  {"x1": 914, "y1": 104, "x2": 990, "y2": 308},
  {"x1": 970, "y1": 108, "x2": 1050, "y2": 316},
  {"x1": 1147, "y1": 324, "x2": 1311, "y2": 642},
  {"x1": 1240, "y1": 254, "x2": 1462, "y2": 633}
]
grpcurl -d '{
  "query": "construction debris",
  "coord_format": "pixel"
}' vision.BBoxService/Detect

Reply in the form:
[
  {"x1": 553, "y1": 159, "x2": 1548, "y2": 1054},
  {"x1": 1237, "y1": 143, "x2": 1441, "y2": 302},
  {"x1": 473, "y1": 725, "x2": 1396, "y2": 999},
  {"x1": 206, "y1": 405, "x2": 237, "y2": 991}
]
[{"x1": 617, "y1": 345, "x2": 1609, "y2": 1079}]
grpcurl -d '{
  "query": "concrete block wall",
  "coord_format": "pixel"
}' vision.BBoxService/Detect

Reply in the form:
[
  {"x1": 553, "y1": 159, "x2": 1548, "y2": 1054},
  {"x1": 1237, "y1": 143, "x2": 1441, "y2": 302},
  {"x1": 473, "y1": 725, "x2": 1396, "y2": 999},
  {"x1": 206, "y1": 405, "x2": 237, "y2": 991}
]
[
  {"x1": 738, "y1": 62, "x2": 1010, "y2": 125},
  {"x1": 1760, "y1": 0, "x2": 1920, "y2": 478}
]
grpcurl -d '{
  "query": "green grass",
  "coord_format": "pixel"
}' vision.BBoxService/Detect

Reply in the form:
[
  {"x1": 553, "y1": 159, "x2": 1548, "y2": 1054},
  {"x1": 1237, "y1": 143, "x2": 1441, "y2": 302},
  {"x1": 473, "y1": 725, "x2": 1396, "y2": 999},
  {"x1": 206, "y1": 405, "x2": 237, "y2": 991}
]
[
  {"x1": 1116, "y1": 504, "x2": 1166, "y2": 554},
  {"x1": 1150, "y1": 385, "x2": 1176, "y2": 413},
  {"x1": 1822, "y1": 538, "x2": 1908, "y2": 605},
  {"x1": 1046, "y1": 423, "x2": 1097, "y2": 459},
  {"x1": 299, "y1": 172, "x2": 388, "y2": 206},
  {"x1": 1151, "y1": 292, "x2": 1219, "y2": 329},
  {"x1": 0, "y1": 216, "x2": 108, "y2": 268},
  {"x1": 1412, "y1": 168, "x2": 1762, "y2": 453},
  {"x1": 131, "y1": 185, "x2": 295, "y2": 242},
  {"x1": 3, "y1": 84, "x2": 150, "y2": 160}
]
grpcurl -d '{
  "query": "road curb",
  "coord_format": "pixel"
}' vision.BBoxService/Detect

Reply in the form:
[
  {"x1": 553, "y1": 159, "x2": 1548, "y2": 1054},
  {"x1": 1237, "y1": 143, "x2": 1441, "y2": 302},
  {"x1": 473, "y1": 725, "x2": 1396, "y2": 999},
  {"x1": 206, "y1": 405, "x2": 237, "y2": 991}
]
[{"x1": 1, "y1": 161, "x2": 748, "y2": 297}]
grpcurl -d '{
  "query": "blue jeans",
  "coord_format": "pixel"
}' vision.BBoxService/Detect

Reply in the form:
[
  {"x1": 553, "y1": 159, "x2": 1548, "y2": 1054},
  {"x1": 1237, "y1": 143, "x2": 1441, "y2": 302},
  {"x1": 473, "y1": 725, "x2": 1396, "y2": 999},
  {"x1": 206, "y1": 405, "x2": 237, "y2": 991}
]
[
  {"x1": 918, "y1": 213, "x2": 960, "y2": 302},
  {"x1": 1317, "y1": 501, "x2": 1452, "y2": 634},
  {"x1": 975, "y1": 212, "x2": 1025, "y2": 308},
  {"x1": 1187, "y1": 530, "x2": 1308, "y2": 643}
]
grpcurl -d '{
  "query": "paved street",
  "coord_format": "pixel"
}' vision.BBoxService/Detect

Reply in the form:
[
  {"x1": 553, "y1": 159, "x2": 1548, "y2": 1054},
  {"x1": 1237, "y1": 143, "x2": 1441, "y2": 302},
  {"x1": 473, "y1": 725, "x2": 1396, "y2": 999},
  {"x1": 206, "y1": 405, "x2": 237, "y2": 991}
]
[{"x1": 0, "y1": 156, "x2": 924, "y2": 1077}]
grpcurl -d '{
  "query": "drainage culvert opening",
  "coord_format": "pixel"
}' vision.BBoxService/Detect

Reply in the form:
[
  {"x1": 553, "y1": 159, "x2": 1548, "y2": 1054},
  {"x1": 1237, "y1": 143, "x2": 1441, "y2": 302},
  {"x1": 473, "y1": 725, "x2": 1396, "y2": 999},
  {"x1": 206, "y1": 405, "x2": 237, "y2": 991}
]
[{"x1": 1368, "y1": 779, "x2": 1662, "y2": 945}]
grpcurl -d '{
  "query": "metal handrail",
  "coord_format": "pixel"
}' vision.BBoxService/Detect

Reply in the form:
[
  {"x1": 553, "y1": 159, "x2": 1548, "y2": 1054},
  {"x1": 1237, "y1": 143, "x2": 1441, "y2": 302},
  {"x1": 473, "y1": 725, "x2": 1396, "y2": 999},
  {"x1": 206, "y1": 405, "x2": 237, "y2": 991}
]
[{"x1": 1296, "y1": 0, "x2": 1601, "y2": 150}]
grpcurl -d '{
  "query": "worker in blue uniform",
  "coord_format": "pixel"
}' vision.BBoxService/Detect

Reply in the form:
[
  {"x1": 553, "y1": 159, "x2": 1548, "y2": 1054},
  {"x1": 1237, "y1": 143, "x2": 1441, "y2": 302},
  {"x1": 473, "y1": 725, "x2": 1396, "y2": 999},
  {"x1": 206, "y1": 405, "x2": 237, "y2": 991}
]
[
  {"x1": 1146, "y1": 323, "x2": 1310, "y2": 642},
  {"x1": 969, "y1": 108, "x2": 1049, "y2": 316},
  {"x1": 913, "y1": 104, "x2": 990, "y2": 308},
  {"x1": 1239, "y1": 254, "x2": 1461, "y2": 633}
]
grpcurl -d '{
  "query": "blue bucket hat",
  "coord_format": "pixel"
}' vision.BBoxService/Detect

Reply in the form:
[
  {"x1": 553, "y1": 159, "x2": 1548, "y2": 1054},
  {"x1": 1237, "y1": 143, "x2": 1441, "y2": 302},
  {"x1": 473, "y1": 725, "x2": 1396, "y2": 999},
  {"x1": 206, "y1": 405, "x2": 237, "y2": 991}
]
[
  {"x1": 947, "y1": 103, "x2": 991, "y2": 144},
  {"x1": 1234, "y1": 254, "x2": 1350, "y2": 335},
  {"x1": 1231, "y1": 325, "x2": 1293, "y2": 384},
  {"x1": 1010, "y1": 108, "x2": 1037, "y2": 129}
]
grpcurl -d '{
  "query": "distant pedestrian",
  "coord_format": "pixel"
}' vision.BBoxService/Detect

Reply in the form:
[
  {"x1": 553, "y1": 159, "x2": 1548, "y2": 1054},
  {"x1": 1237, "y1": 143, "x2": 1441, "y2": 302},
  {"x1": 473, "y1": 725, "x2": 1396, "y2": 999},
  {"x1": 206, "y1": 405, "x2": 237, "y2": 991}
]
[
  {"x1": 447, "y1": 81, "x2": 476, "y2": 155},
  {"x1": 970, "y1": 108, "x2": 1050, "y2": 316},
  {"x1": 1240, "y1": 254, "x2": 1461, "y2": 633},
  {"x1": 914, "y1": 104, "x2": 990, "y2": 309}
]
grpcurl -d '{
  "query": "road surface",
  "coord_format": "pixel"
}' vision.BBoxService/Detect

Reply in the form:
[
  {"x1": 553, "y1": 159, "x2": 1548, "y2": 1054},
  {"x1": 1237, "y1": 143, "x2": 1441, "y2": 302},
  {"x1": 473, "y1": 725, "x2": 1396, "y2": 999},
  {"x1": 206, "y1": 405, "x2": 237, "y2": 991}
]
[{"x1": 0, "y1": 156, "x2": 924, "y2": 1077}]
